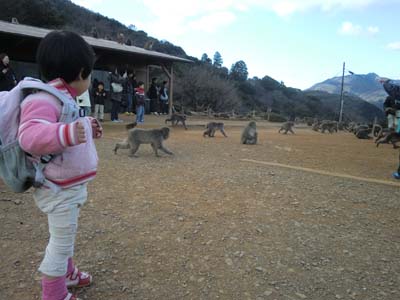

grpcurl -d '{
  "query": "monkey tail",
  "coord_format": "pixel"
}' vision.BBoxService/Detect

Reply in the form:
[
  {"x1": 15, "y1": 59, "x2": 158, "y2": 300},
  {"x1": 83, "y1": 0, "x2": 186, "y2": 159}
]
[{"x1": 126, "y1": 122, "x2": 137, "y2": 130}]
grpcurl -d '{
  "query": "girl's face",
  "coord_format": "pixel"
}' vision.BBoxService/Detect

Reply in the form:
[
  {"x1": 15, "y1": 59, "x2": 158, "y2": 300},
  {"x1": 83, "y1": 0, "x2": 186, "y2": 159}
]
[
  {"x1": 98, "y1": 84, "x2": 104, "y2": 91},
  {"x1": 71, "y1": 72, "x2": 91, "y2": 96},
  {"x1": 2, "y1": 55, "x2": 9, "y2": 65}
]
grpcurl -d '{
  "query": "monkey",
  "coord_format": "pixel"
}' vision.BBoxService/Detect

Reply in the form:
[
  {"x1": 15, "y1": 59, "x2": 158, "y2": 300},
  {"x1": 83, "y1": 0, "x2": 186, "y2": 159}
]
[
  {"x1": 320, "y1": 121, "x2": 338, "y2": 133},
  {"x1": 117, "y1": 33, "x2": 125, "y2": 44},
  {"x1": 353, "y1": 124, "x2": 369, "y2": 135},
  {"x1": 203, "y1": 122, "x2": 227, "y2": 137},
  {"x1": 278, "y1": 121, "x2": 295, "y2": 134},
  {"x1": 114, "y1": 127, "x2": 173, "y2": 157},
  {"x1": 355, "y1": 128, "x2": 372, "y2": 139},
  {"x1": 91, "y1": 26, "x2": 98, "y2": 38},
  {"x1": 11, "y1": 17, "x2": 19, "y2": 24},
  {"x1": 165, "y1": 114, "x2": 188, "y2": 130},
  {"x1": 241, "y1": 121, "x2": 258, "y2": 144},
  {"x1": 375, "y1": 130, "x2": 400, "y2": 148},
  {"x1": 312, "y1": 121, "x2": 321, "y2": 132},
  {"x1": 144, "y1": 40, "x2": 154, "y2": 50}
]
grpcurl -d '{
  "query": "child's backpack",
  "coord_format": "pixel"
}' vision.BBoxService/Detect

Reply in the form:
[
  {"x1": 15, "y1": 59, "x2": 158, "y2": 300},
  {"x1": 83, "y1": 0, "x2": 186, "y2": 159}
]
[{"x1": 0, "y1": 77, "x2": 79, "y2": 193}]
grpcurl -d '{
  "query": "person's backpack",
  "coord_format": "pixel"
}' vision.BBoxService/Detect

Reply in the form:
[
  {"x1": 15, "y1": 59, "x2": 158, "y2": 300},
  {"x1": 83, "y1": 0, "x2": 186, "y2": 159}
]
[
  {"x1": 0, "y1": 77, "x2": 79, "y2": 193},
  {"x1": 160, "y1": 87, "x2": 168, "y2": 101}
]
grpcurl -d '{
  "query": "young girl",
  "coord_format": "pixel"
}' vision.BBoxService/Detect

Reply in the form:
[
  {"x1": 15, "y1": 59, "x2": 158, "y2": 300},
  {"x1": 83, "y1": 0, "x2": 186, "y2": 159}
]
[
  {"x1": 135, "y1": 81, "x2": 145, "y2": 124},
  {"x1": 93, "y1": 81, "x2": 107, "y2": 122},
  {"x1": 18, "y1": 31, "x2": 102, "y2": 300}
]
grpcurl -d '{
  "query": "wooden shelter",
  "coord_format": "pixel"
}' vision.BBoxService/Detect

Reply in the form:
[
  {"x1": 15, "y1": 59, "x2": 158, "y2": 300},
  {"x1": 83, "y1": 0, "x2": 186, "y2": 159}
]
[{"x1": 0, "y1": 20, "x2": 192, "y2": 114}]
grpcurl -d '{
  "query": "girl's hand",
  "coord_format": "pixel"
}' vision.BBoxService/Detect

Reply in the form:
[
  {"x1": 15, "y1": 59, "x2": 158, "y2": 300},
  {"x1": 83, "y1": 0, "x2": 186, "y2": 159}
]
[
  {"x1": 91, "y1": 118, "x2": 103, "y2": 139},
  {"x1": 76, "y1": 121, "x2": 87, "y2": 143}
]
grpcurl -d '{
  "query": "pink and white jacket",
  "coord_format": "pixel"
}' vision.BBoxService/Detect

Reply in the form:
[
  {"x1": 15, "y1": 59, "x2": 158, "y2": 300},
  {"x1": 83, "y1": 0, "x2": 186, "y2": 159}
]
[{"x1": 18, "y1": 78, "x2": 99, "y2": 189}]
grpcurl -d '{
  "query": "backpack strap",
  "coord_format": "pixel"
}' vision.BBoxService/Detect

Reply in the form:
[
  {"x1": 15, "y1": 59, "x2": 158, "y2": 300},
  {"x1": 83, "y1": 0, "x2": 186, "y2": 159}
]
[
  {"x1": 20, "y1": 78, "x2": 80, "y2": 123},
  {"x1": 20, "y1": 78, "x2": 79, "y2": 193}
]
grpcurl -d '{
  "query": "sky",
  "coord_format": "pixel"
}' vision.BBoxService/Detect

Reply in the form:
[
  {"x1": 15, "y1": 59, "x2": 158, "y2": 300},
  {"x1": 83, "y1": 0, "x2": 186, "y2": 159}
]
[{"x1": 71, "y1": 0, "x2": 400, "y2": 90}]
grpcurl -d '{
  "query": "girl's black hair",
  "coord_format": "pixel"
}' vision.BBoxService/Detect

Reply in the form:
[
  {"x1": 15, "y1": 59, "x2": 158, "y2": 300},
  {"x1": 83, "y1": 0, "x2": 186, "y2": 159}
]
[{"x1": 36, "y1": 31, "x2": 95, "y2": 83}]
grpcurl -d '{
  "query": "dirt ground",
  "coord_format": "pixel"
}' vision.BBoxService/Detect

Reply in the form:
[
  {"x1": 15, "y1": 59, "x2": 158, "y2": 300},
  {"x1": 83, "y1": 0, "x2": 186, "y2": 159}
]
[{"x1": 1, "y1": 115, "x2": 400, "y2": 300}]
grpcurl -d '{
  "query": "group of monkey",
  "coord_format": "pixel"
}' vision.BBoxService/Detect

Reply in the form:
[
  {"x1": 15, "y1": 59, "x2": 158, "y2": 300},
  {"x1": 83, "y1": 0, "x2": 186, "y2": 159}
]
[
  {"x1": 113, "y1": 116, "x2": 261, "y2": 157},
  {"x1": 113, "y1": 113, "x2": 400, "y2": 157},
  {"x1": 311, "y1": 118, "x2": 400, "y2": 148}
]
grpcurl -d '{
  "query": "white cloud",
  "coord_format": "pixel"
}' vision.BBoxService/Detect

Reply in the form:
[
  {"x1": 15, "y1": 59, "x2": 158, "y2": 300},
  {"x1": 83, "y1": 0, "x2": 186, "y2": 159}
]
[
  {"x1": 387, "y1": 42, "x2": 400, "y2": 51},
  {"x1": 258, "y1": 0, "x2": 380, "y2": 17},
  {"x1": 367, "y1": 26, "x2": 379, "y2": 35},
  {"x1": 134, "y1": 0, "x2": 387, "y2": 36},
  {"x1": 339, "y1": 21, "x2": 362, "y2": 35},
  {"x1": 339, "y1": 21, "x2": 379, "y2": 36},
  {"x1": 189, "y1": 12, "x2": 236, "y2": 33}
]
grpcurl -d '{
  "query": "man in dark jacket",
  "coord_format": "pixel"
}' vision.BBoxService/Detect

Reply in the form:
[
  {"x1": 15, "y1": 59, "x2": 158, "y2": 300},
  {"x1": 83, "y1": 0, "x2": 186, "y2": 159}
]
[
  {"x1": 380, "y1": 77, "x2": 400, "y2": 131},
  {"x1": 148, "y1": 77, "x2": 159, "y2": 115}
]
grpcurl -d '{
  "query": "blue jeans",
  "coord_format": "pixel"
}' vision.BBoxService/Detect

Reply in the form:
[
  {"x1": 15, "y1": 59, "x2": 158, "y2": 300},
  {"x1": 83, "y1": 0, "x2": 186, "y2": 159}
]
[
  {"x1": 111, "y1": 101, "x2": 121, "y2": 121},
  {"x1": 136, "y1": 105, "x2": 144, "y2": 123},
  {"x1": 127, "y1": 94, "x2": 133, "y2": 113}
]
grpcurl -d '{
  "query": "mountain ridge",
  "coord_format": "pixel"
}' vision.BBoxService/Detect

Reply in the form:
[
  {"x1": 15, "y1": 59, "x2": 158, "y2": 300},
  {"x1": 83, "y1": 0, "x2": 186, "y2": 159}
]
[{"x1": 308, "y1": 72, "x2": 400, "y2": 109}]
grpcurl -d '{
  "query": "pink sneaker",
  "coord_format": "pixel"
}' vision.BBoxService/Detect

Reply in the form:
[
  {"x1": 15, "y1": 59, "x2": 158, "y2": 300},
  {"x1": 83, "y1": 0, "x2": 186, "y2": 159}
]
[
  {"x1": 66, "y1": 267, "x2": 92, "y2": 288},
  {"x1": 64, "y1": 293, "x2": 80, "y2": 300}
]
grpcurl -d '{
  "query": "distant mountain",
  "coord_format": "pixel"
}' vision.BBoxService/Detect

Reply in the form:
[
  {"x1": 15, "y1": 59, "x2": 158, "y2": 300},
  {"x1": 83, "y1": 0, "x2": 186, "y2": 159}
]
[{"x1": 308, "y1": 73, "x2": 400, "y2": 109}]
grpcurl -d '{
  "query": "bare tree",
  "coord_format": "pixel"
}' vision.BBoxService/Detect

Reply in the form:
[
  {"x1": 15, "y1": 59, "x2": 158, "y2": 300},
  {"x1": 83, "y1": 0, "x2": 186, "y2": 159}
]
[{"x1": 175, "y1": 65, "x2": 240, "y2": 112}]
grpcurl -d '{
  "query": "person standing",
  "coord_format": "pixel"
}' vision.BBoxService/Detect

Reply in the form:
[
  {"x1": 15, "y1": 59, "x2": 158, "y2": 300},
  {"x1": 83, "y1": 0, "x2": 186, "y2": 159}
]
[
  {"x1": 0, "y1": 53, "x2": 17, "y2": 91},
  {"x1": 93, "y1": 81, "x2": 107, "y2": 122},
  {"x1": 76, "y1": 89, "x2": 91, "y2": 117},
  {"x1": 124, "y1": 71, "x2": 136, "y2": 115},
  {"x1": 18, "y1": 30, "x2": 102, "y2": 300},
  {"x1": 110, "y1": 68, "x2": 126, "y2": 122},
  {"x1": 148, "y1": 77, "x2": 159, "y2": 115},
  {"x1": 159, "y1": 80, "x2": 169, "y2": 115},
  {"x1": 135, "y1": 81, "x2": 145, "y2": 124}
]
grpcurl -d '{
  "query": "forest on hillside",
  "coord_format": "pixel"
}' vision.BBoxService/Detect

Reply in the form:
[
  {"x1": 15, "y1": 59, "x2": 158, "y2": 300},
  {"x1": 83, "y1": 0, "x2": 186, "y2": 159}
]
[{"x1": 0, "y1": 0, "x2": 385, "y2": 122}]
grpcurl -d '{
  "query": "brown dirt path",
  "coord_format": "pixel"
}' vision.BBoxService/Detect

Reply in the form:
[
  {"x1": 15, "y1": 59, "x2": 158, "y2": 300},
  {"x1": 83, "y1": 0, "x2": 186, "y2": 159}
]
[{"x1": 1, "y1": 116, "x2": 399, "y2": 300}]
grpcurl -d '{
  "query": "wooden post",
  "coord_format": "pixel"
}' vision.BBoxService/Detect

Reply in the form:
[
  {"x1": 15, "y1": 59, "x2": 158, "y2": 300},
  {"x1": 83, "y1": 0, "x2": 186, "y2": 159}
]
[
  {"x1": 146, "y1": 65, "x2": 150, "y2": 93},
  {"x1": 169, "y1": 65, "x2": 174, "y2": 115},
  {"x1": 339, "y1": 62, "x2": 345, "y2": 123}
]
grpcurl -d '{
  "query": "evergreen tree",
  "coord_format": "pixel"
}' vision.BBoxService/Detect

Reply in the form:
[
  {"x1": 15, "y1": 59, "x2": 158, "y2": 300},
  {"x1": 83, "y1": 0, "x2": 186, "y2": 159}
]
[
  {"x1": 200, "y1": 53, "x2": 212, "y2": 64},
  {"x1": 213, "y1": 51, "x2": 223, "y2": 68},
  {"x1": 230, "y1": 60, "x2": 248, "y2": 81},
  {"x1": 201, "y1": 53, "x2": 209, "y2": 62}
]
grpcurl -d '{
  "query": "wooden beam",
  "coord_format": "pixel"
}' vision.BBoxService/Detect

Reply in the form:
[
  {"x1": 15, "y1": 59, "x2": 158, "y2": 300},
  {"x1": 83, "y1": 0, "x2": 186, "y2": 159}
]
[
  {"x1": 161, "y1": 64, "x2": 171, "y2": 79},
  {"x1": 169, "y1": 64, "x2": 174, "y2": 115}
]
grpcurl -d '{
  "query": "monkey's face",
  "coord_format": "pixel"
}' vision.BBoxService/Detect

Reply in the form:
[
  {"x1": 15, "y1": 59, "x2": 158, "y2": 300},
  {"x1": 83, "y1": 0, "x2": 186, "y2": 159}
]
[{"x1": 162, "y1": 127, "x2": 170, "y2": 139}]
